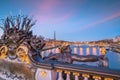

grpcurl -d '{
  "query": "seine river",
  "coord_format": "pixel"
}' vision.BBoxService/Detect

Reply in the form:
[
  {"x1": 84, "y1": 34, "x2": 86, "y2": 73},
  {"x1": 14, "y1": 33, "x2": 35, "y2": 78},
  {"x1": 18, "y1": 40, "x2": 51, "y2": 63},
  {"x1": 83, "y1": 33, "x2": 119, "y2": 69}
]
[
  {"x1": 70, "y1": 45, "x2": 120, "y2": 70},
  {"x1": 43, "y1": 45, "x2": 120, "y2": 70}
]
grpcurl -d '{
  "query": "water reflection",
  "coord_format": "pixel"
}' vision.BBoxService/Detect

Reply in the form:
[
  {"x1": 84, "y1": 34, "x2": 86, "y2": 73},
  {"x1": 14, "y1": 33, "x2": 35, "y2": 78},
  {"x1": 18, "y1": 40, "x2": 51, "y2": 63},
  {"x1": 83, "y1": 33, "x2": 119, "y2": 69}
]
[
  {"x1": 92, "y1": 47, "x2": 96, "y2": 55},
  {"x1": 106, "y1": 51, "x2": 120, "y2": 70},
  {"x1": 72, "y1": 45, "x2": 120, "y2": 70}
]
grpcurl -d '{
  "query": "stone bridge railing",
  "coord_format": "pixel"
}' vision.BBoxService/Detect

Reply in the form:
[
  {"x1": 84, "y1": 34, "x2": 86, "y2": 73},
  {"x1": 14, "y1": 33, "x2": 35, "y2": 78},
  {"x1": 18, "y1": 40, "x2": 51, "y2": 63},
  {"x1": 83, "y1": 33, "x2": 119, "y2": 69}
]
[
  {"x1": 54, "y1": 63, "x2": 120, "y2": 80},
  {"x1": 29, "y1": 55, "x2": 120, "y2": 80}
]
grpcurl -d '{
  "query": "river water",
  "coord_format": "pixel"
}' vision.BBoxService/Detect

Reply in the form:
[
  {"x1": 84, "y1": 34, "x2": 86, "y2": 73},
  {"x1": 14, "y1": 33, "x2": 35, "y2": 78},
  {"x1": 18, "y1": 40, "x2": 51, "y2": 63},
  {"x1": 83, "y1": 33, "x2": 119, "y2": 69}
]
[
  {"x1": 106, "y1": 51, "x2": 120, "y2": 70},
  {"x1": 43, "y1": 45, "x2": 120, "y2": 70},
  {"x1": 70, "y1": 45, "x2": 120, "y2": 70}
]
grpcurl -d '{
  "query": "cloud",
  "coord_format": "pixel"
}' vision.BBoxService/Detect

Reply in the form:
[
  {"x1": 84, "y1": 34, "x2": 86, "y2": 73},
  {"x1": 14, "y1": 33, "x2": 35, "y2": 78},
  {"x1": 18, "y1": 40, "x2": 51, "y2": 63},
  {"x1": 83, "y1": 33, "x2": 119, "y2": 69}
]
[
  {"x1": 31, "y1": 0, "x2": 58, "y2": 18},
  {"x1": 53, "y1": 12, "x2": 73, "y2": 23},
  {"x1": 32, "y1": 0, "x2": 74, "y2": 25},
  {"x1": 34, "y1": 0, "x2": 59, "y2": 17},
  {"x1": 78, "y1": 11, "x2": 120, "y2": 31},
  {"x1": 33, "y1": 12, "x2": 73, "y2": 25},
  {"x1": 39, "y1": 0, "x2": 59, "y2": 13}
]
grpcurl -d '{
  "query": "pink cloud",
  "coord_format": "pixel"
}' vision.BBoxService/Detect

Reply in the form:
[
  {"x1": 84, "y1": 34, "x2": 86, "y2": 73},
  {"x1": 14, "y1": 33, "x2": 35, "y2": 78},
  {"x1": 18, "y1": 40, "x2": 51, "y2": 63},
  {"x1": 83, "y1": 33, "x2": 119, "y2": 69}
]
[
  {"x1": 79, "y1": 11, "x2": 120, "y2": 31},
  {"x1": 31, "y1": 0, "x2": 59, "y2": 19},
  {"x1": 31, "y1": 0, "x2": 74, "y2": 24},
  {"x1": 34, "y1": 12, "x2": 73, "y2": 25},
  {"x1": 39, "y1": 0, "x2": 59, "y2": 12},
  {"x1": 53, "y1": 12, "x2": 73, "y2": 23},
  {"x1": 33, "y1": 6, "x2": 73, "y2": 24}
]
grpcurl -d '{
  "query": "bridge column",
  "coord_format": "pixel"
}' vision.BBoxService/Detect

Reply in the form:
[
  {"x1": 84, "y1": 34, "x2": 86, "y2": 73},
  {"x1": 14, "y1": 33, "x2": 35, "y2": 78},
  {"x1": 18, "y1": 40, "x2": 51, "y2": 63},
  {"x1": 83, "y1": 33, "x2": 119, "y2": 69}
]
[
  {"x1": 57, "y1": 70, "x2": 63, "y2": 80},
  {"x1": 73, "y1": 72, "x2": 79, "y2": 80},
  {"x1": 80, "y1": 47, "x2": 83, "y2": 55},
  {"x1": 86, "y1": 48, "x2": 90, "y2": 55},
  {"x1": 74, "y1": 47, "x2": 77, "y2": 54},
  {"x1": 82, "y1": 74, "x2": 89, "y2": 80},
  {"x1": 65, "y1": 71, "x2": 70, "y2": 80},
  {"x1": 92, "y1": 47, "x2": 97, "y2": 55}
]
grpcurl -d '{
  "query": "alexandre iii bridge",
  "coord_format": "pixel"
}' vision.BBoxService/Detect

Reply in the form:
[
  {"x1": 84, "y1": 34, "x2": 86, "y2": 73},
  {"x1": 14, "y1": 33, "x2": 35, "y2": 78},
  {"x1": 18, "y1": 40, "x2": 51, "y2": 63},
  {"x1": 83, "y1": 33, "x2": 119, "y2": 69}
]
[{"x1": 0, "y1": 15, "x2": 120, "y2": 80}]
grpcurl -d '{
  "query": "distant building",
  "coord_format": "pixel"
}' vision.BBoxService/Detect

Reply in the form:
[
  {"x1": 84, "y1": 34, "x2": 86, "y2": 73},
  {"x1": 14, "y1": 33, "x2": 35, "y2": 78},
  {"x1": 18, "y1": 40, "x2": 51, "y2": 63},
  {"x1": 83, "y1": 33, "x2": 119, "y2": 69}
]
[{"x1": 113, "y1": 35, "x2": 120, "y2": 42}]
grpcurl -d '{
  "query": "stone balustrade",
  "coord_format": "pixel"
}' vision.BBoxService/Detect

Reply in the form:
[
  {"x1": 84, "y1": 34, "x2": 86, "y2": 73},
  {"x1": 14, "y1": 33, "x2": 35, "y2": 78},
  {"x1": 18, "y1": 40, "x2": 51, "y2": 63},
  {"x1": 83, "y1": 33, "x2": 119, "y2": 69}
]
[
  {"x1": 54, "y1": 63, "x2": 120, "y2": 80},
  {"x1": 29, "y1": 55, "x2": 120, "y2": 80}
]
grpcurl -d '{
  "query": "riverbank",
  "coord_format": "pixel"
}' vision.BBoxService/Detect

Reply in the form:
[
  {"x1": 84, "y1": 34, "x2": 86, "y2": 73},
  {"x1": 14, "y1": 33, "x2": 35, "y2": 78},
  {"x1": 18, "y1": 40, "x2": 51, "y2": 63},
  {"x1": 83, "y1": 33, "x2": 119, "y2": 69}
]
[{"x1": 112, "y1": 48, "x2": 120, "y2": 53}]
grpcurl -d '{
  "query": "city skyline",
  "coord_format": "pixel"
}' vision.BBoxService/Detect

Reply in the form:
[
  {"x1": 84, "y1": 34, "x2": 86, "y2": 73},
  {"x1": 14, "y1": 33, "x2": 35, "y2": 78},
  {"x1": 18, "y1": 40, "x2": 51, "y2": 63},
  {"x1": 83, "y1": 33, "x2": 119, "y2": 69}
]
[{"x1": 0, "y1": 0, "x2": 120, "y2": 41}]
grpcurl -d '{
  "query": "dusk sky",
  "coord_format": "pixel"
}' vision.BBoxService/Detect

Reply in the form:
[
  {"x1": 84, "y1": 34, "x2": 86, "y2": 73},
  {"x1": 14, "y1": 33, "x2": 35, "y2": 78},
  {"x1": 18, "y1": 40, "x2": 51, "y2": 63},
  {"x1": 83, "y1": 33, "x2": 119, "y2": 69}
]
[{"x1": 0, "y1": 0, "x2": 120, "y2": 41}]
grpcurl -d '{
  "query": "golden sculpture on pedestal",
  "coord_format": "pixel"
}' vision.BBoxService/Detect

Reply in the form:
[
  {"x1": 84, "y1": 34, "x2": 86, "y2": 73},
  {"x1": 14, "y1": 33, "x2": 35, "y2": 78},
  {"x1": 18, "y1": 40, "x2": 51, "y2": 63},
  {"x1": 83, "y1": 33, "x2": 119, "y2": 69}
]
[
  {"x1": 100, "y1": 47, "x2": 106, "y2": 55},
  {"x1": 16, "y1": 45, "x2": 30, "y2": 64},
  {"x1": 0, "y1": 45, "x2": 8, "y2": 59}
]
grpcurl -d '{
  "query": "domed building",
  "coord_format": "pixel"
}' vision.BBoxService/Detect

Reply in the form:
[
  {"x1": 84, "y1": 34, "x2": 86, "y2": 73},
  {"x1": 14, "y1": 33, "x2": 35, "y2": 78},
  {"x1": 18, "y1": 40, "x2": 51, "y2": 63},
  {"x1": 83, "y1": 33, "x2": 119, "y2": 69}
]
[{"x1": 113, "y1": 35, "x2": 120, "y2": 42}]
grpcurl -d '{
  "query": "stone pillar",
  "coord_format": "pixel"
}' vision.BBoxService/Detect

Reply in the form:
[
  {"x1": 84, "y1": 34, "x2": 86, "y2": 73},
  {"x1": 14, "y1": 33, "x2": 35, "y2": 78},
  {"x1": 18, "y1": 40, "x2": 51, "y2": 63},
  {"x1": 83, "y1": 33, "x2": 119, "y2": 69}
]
[
  {"x1": 93, "y1": 47, "x2": 97, "y2": 55},
  {"x1": 65, "y1": 71, "x2": 70, "y2": 80},
  {"x1": 86, "y1": 48, "x2": 90, "y2": 55},
  {"x1": 74, "y1": 47, "x2": 77, "y2": 54},
  {"x1": 73, "y1": 72, "x2": 80, "y2": 80},
  {"x1": 35, "y1": 68, "x2": 57, "y2": 80},
  {"x1": 80, "y1": 48, "x2": 83, "y2": 55},
  {"x1": 82, "y1": 74, "x2": 89, "y2": 80},
  {"x1": 57, "y1": 70, "x2": 63, "y2": 80}
]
